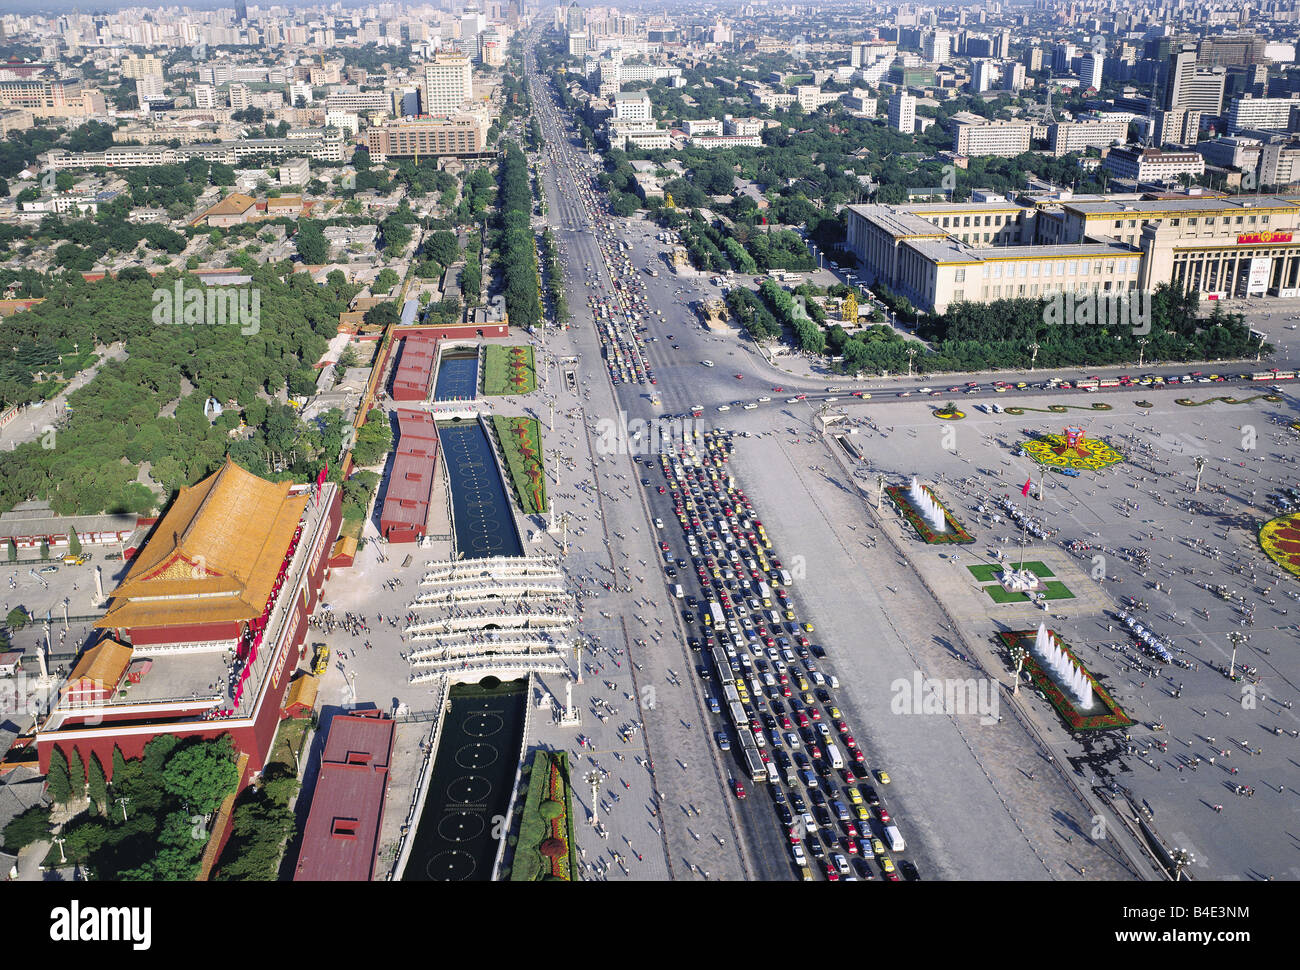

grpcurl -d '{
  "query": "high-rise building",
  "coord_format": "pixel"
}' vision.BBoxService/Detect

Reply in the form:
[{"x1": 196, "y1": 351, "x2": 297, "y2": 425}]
[
  {"x1": 423, "y1": 50, "x2": 473, "y2": 115},
  {"x1": 924, "y1": 30, "x2": 951, "y2": 65},
  {"x1": 993, "y1": 28, "x2": 1011, "y2": 59},
  {"x1": 194, "y1": 83, "x2": 217, "y2": 109},
  {"x1": 566, "y1": 2, "x2": 584, "y2": 34},
  {"x1": 1163, "y1": 44, "x2": 1227, "y2": 116},
  {"x1": 135, "y1": 74, "x2": 165, "y2": 105},
  {"x1": 889, "y1": 90, "x2": 916, "y2": 133},
  {"x1": 1003, "y1": 62, "x2": 1027, "y2": 91},
  {"x1": 1052, "y1": 42, "x2": 1076, "y2": 75},
  {"x1": 1080, "y1": 52, "x2": 1103, "y2": 92},
  {"x1": 1163, "y1": 44, "x2": 1198, "y2": 109},
  {"x1": 1024, "y1": 47, "x2": 1043, "y2": 72},
  {"x1": 235, "y1": 0, "x2": 248, "y2": 24},
  {"x1": 971, "y1": 59, "x2": 997, "y2": 93}
]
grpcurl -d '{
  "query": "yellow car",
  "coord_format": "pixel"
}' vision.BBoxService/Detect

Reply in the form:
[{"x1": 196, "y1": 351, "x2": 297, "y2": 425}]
[
  {"x1": 994, "y1": 385, "x2": 1007, "y2": 392},
  {"x1": 828, "y1": 707, "x2": 842, "y2": 719},
  {"x1": 784, "y1": 610, "x2": 795, "y2": 621},
  {"x1": 803, "y1": 622, "x2": 814, "y2": 632},
  {"x1": 877, "y1": 770, "x2": 891, "y2": 785},
  {"x1": 882, "y1": 857, "x2": 896, "y2": 874},
  {"x1": 800, "y1": 692, "x2": 816, "y2": 706},
  {"x1": 762, "y1": 597, "x2": 772, "y2": 608},
  {"x1": 871, "y1": 838, "x2": 886, "y2": 857},
  {"x1": 847, "y1": 787, "x2": 864, "y2": 805},
  {"x1": 856, "y1": 805, "x2": 871, "y2": 823},
  {"x1": 796, "y1": 676, "x2": 810, "y2": 691}
]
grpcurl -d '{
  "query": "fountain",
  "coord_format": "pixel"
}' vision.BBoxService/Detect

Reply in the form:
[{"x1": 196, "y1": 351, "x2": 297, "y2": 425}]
[
  {"x1": 907, "y1": 477, "x2": 947, "y2": 533},
  {"x1": 1032, "y1": 623, "x2": 1094, "y2": 710}
]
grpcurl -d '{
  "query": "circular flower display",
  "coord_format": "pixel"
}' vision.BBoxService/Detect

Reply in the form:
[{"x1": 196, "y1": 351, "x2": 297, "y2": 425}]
[
  {"x1": 1259, "y1": 513, "x2": 1300, "y2": 577},
  {"x1": 1021, "y1": 434, "x2": 1125, "y2": 471}
]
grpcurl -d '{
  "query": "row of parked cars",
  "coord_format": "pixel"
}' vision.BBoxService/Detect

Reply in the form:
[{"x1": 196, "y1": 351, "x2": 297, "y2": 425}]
[{"x1": 643, "y1": 429, "x2": 920, "y2": 882}]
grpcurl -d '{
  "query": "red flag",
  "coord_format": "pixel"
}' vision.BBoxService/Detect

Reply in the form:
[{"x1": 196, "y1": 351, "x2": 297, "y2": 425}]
[
  {"x1": 316, "y1": 465, "x2": 328, "y2": 488},
  {"x1": 1021, "y1": 477, "x2": 1032, "y2": 497}
]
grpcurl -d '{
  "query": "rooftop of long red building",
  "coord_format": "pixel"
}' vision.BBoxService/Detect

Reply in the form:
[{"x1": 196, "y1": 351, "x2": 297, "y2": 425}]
[
  {"x1": 391, "y1": 336, "x2": 437, "y2": 398},
  {"x1": 293, "y1": 711, "x2": 395, "y2": 882}
]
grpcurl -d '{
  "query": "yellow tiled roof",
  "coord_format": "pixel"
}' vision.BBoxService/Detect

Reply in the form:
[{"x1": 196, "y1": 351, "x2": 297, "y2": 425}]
[
  {"x1": 62, "y1": 638, "x2": 133, "y2": 694},
  {"x1": 95, "y1": 458, "x2": 308, "y2": 630}
]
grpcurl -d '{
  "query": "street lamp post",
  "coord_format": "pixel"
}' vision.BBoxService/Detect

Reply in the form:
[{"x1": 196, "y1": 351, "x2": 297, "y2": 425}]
[
  {"x1": 1028, "y1": 341, "x2": 1040, "y2": 371},
  {"x1": 1194, "y1": 455, "x2": 1206, "y2": 493},
  {"x1": 116, "y1": 796, "x2": 131, "y2": 822},
  {"x1": 906, "y1": 346, "x2": 917, "y2": 378},
  {"x1": 1137, "y1": 337, "x2": 1149, "y2": 368}
]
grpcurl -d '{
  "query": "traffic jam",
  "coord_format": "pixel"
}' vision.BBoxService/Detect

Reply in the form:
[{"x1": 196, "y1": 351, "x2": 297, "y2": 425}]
[
  {"x1": 551, "y1": 140, "x2": 659, "y2": 388},
  {"x1": 642, "y1": 428, "x2": 920, "y2": 882}
]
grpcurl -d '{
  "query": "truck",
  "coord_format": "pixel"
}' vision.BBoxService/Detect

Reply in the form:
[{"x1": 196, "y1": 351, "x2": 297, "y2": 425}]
[
  {"x1": 884, "y1": 824, "x2": 905, "y2": 853},
  {"x1": 757, "y1": 581, "x2": 772, "y2": 601},
  {"x1": 709, "y1": 602, "x2": 726, "y2": 627},
  {"x1": 825, "y1": 743, "x2": 845, "y2": 770}
]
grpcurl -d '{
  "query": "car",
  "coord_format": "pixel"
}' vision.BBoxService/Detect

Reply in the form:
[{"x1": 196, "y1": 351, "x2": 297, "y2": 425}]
[
  {"x1": 716, "y1": 405, "x2": 731, "y2": 412},
  {"x1": 876, "y1": 770, "x2": 891, "y2": 785},
  {"x1": 792, "y1": 843, "x2": 807, "y2": 865},
  {"x1": 847, "y1": 786, "x2": 864, "y2": 805},
  {"x1": 701, "y1": 360, "x2": 715, "y2": 367},
  {"x1": 824, "y1": 862, "x2": 840, "y2": 882},
  {"x1": 871, "y1": 838, "x2": 886, "y2": 857},
  {"x1": 900, "y1": 860, "x2": 922, "y2": 881},
  {"x1": 877, "y1": 808, "x2": 893, "y2": 825},
  {"x1": 881, "y1": 857, "x2": 896, "y2": 875},
  {"x1": 732, "y1": 779, "x2": 746, "y2": 799},
  {"x1": 716, "y1": 731, "x2": 731, "y2": 751},
  {"x1": 734, "y1": 373, "x2": 744, "y2": 380},
  {"x1": 833, "y1": 853, "x2": 851, "y2": 875}
]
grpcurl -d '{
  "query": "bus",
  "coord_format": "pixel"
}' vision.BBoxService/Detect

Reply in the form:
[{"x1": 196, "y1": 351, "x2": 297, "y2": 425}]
[
  {"x1": 740, "y1": 743, "x2": 766, "y2": 782},
  {"x1": 1098, "y1": 378, "x2": 1121, "y2": 388},
  {"x1": 728, "y1": 701, "x2": 748, "y2": 730},
  {"x1": 709, "y1": 602, "x2": 726, "y2": 626},
  {"x1": 1076, "y1": 378, "x2": 1100, "y2": 391}
]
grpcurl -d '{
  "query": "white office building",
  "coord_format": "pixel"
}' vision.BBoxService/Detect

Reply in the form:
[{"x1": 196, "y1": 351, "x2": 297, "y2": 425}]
[{"x1": 889, "y1": 90, "x2": 916, "y2": 134}]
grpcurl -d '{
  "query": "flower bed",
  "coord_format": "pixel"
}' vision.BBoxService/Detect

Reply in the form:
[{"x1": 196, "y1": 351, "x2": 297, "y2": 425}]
[
  {"x1": 998, "y1": 629, "x2": 1133, "y2": 732},
  {"x1": 482, "y1": 345, "x2": 537, "y2": 396},
  {"x1": 510, "y1": 750, "x2": 577, "y2": 881},
  {"x1": 1259, "y1": 513, "x2": 1300, "y2": 578},
  {"x1": 1020, "y1": 433, "x2": 1125, "y2": 472},
  {"x1": 885, "y1": 484, "x2": 974, "y2": 544},
  {"x1": 492, "y1": 415, "x2": 547, "y2": 514}
]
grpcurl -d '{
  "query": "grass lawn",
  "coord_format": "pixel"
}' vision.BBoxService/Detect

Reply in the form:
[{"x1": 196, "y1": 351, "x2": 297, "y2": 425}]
[
  {"x1": 482, "y1": 345, "x2": 536, "y2": 396},
  {"x1": 969, "y1": 561, "x2": 1056, "y2": 583},
  {"x1": 984, "y1": 584, "x2": 1030, "y2": 603},
  {"x1": 270, "y1": 717, "x2": 311, "y2": 769},
  {"x1": 492, "y1": 415, "x2": 547, "y2": 514},
  {"x1": 982, "y1": 579, "x2": 1075, "y2": 603}
]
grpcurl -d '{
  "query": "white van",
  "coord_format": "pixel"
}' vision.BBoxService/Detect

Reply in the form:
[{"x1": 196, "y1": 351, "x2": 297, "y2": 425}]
[
  {"x1": 828, "y1": 675, "x2": 841, "y2": 689},
  {"x1": 811, "y1": 671, "x2": 827, "y2": 687},
  {"x1": 673, "y1": 584, "x2": 685, "y2": 598}
]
